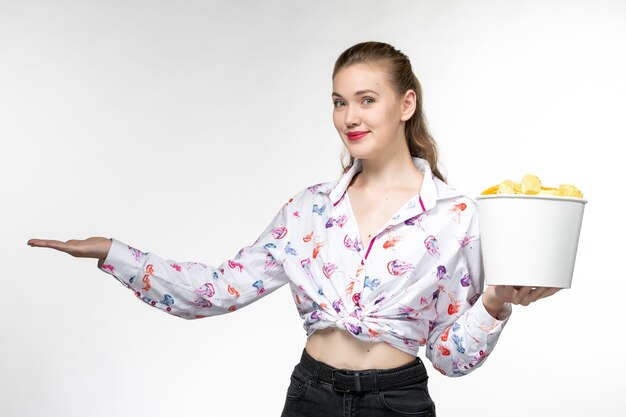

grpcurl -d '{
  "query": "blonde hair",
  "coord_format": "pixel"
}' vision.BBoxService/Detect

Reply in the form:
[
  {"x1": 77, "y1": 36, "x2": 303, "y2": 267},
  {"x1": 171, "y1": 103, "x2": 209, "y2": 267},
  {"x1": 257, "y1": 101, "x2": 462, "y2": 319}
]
[{"x1": 333, "y1": 41, "x2": 447, "y2": 183}]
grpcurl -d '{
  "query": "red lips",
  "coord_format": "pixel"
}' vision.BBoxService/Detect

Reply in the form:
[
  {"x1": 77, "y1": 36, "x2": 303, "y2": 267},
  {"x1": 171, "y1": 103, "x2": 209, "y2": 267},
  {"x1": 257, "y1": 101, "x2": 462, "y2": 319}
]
[{"x1": 347, "y1": 131, "x2": 369, "y2": 140}]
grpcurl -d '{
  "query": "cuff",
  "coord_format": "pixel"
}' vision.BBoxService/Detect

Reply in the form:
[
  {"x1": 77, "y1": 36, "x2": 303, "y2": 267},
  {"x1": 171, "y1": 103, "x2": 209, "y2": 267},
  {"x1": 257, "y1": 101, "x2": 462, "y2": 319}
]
[
  {"x1": 468, "y1": 293, "x2": 512, "y2": 334},
  {"x1": 98, "y1": 238, "x2": 145, "y2": 282}
]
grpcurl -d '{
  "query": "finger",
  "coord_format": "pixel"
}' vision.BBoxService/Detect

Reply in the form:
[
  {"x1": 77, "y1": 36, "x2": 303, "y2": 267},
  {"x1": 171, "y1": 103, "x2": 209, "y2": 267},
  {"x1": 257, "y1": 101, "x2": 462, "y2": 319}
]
[
  {"x1": 526, "y1": 287, "x2": 549, "y2": 304},
  {"x1": 520, "y1": 288, "x2": 537, "y2": 306},
  {"x1": 491, "y1": 285, "x2": 516, "y2": 303},
  {"x1": 506, "y1": 285, "x2": 519, "y2": 301},
  {"x1": 536, "y1": 287, "x2": 562, "y2": 300},
  {"x1": 27, "y1": 239, "x2": 71, "y2": 251},
  {"x1": 491, "y1": 285, "x2": 515, "y2": 301},
  {"x1": 503, "y1": 285, "x2": 517, "y2": 294},
  {"x1": 513, "y1": 286, "x2": 533, "y2": 304}
]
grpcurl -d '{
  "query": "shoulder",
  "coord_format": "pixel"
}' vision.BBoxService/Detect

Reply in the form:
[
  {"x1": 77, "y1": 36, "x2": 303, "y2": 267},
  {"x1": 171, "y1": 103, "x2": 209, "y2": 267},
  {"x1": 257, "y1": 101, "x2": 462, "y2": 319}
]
[
  {"x1": 304, "y1": 179, "x2": 339, "y2": 197},
  {"x1": 434, "y1": 177, "x2": 477, "y2": 207},
  {"x1": 290, "y1": 180, "x2": 338, "y2": 202},
  {"x1": 433, "y1": 177, "x2": 479, "y2": 230},
  {"x1": 280, "y1": 180, "x2": 338, "y2": 212}
]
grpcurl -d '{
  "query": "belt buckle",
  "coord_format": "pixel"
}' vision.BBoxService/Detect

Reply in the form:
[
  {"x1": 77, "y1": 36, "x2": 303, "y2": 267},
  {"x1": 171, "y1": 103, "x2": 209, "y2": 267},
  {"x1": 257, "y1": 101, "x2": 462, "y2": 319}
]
[{"x1": 331, "y1": 370, "x2": 351, "y2": 393}]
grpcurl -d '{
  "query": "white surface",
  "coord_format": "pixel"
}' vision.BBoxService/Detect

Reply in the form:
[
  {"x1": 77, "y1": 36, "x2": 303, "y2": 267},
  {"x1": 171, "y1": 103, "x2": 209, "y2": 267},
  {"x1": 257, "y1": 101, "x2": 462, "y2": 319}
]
[
  {"x1": 477, "y1": 195, "x2": 587, "y2": 288},
  {"x1": 1, "y1": 1, "x2": 624, "y2": 416}
]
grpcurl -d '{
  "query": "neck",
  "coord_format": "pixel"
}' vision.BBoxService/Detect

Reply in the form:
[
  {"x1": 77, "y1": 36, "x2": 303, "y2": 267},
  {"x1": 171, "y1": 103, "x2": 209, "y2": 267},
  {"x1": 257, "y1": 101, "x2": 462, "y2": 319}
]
[{"x1": 353, "y1": 146, "x2": 423, "y2": 192}]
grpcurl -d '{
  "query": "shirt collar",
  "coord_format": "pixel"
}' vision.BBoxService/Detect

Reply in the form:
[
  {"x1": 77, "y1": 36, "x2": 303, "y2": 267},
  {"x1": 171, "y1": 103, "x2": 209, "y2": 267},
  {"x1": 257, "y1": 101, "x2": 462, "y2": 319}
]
[{"x1": 317, "y1": 157, "x2": 464, "y2": 211}]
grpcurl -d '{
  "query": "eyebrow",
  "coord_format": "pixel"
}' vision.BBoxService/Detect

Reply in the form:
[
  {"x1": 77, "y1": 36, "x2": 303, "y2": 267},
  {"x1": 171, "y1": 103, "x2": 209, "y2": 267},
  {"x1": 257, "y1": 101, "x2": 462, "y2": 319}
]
[{"x1": 331, "y1": 89, "x2": 380, "y2": 98}]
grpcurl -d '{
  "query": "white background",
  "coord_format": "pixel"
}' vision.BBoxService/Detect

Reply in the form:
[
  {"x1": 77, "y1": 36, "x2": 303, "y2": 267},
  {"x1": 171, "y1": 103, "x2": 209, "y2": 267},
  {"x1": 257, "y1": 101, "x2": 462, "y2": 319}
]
[{"x1": 2, "y1": 1, "x2": 624, "y2": 416}]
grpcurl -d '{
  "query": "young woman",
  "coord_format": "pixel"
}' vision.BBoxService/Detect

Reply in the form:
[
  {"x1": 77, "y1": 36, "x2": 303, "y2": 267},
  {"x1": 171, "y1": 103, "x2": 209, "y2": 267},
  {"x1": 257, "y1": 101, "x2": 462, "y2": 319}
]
[{"x1": 28, "y1": 41, "x2": 561, "y2": 416}]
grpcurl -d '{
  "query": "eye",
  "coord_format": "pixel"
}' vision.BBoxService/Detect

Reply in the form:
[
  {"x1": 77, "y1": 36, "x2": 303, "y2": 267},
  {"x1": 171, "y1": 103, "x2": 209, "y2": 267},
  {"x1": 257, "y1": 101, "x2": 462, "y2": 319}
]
[
  {"x1": 333, "y1": 99, "x2": 345, "y2": 108},
  {"x1": 362, "y1": 97, "x2": 374, "y2": 105}
]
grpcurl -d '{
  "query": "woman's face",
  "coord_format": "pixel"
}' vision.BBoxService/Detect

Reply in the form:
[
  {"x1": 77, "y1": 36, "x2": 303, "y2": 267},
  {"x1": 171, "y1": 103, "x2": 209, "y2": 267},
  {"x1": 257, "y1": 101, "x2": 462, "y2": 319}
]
[{"x1": 332, "y1": 63, "x2": 413, "y2": 162}]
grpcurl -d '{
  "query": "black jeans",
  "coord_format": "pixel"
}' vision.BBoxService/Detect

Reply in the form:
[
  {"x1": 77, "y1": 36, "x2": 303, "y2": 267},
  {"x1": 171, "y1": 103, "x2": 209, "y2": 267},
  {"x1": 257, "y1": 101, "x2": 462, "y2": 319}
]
[{"x1": 280, "y1": 348, "x2": 436, "y2": 417}]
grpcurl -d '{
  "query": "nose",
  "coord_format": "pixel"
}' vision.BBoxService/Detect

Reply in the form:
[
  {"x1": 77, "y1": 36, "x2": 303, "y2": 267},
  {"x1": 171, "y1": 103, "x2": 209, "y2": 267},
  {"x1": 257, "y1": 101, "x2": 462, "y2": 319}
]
[{"x1": 344, "y1": 105, "x2": 360, "y2": 128}]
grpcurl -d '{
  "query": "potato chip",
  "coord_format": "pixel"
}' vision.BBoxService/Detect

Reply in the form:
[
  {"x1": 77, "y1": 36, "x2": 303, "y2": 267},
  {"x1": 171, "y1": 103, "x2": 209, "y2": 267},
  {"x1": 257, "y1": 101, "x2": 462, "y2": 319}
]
[
  {"x1": 521, "y1": 174, "x2": 541, "y2": 194},
  {"x1": 538, "y1": 189, "x2": 558, "y2": 196},
  {"x1": 556, "y1": 184, "x2": 583, "y2": 198},
  {"x1": 481, "y1": 184, "x2": 499, "y2": 195},
  {"x1": 497, "y1": 181, "x2": 515, "y2": 194},
  {"x1": 481, "y1": 175, "x2": 583, "y2": 198}
]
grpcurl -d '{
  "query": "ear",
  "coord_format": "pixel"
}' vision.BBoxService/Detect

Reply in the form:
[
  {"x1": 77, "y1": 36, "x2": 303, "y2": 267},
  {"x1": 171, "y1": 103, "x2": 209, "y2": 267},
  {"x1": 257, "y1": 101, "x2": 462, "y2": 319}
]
[{"x1": 399, "y1": 90, "x2": 417, "y2": 122}]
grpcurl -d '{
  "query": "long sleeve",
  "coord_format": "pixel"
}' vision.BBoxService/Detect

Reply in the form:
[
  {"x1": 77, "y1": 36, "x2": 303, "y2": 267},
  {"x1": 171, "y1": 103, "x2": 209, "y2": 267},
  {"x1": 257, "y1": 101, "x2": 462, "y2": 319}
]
[
  {"x1": 425, "y1": 202, "x2": 512, "y2": 376},
  {"x1": 97, "y1": 202, "x2": 292, "y2": 319}
]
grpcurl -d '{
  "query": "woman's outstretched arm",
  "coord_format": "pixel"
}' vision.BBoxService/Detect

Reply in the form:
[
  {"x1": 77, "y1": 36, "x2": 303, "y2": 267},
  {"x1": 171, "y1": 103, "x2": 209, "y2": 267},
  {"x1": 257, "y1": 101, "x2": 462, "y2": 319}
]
[{"x1": 28, "y1": 201, "x2": 293, "y2": 319}]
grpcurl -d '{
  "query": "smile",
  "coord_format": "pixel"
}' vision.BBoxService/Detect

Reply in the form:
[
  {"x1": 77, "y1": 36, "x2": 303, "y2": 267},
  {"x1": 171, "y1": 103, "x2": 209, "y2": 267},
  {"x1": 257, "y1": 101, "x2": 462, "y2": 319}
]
[{"x1": 347, "y1": 131, "x2": 369, "y2": 141}]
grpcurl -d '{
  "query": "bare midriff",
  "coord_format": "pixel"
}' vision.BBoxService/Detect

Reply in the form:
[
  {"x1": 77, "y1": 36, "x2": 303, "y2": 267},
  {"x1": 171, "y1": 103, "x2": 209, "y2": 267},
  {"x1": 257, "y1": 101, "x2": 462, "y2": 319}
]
[{"x1": 304, "y1": 327, "x2": 416, "y2": 370}]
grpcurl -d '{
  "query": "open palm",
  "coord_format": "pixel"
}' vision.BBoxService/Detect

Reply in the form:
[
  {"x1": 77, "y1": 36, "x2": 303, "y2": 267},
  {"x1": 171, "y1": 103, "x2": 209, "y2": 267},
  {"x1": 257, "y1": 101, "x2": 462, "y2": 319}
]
[{"x1": 27, "y1": 237, "x2": 112, "y2": 261}]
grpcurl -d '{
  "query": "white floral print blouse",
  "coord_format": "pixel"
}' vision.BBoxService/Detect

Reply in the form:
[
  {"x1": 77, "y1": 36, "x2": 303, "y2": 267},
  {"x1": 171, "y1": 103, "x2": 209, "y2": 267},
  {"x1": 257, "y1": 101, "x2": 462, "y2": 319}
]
[{"x1": 98, "y1": 156, "x2": 512, "y2": 377}]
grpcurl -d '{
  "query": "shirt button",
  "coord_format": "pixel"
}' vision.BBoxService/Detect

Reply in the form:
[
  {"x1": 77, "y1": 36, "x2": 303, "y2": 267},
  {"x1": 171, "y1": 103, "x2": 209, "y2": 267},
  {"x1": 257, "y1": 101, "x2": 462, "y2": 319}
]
[{"x1": 361, "y1": 260, "x2": 364, "y2": 265}]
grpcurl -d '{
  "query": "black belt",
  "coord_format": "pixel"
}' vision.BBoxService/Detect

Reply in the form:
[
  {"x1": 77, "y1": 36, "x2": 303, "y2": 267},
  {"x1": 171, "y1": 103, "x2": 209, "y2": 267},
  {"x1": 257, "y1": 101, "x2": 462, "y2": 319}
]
[{"x1": 299, "y1": 348, "x2": 428, "y2": 393}]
